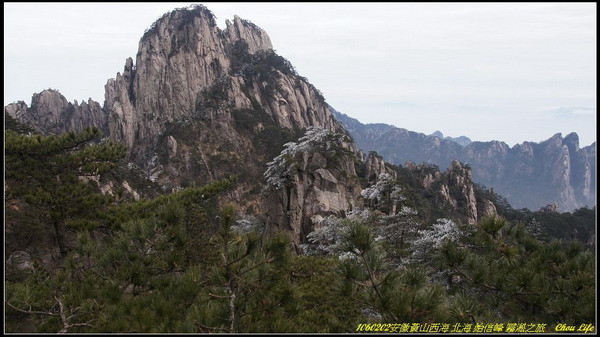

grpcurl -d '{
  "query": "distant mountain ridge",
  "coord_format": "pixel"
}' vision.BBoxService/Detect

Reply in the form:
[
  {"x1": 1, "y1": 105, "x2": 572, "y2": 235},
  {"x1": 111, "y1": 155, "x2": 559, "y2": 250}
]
[{"x1": 334, "y1": 110, "x2": 596, "y2": 212}]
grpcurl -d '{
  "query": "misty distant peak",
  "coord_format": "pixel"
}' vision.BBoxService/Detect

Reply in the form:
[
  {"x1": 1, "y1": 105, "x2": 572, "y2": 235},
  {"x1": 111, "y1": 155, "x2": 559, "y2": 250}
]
[{"x1": 431, "y1": 130, "x2": 444, "y2": 138}]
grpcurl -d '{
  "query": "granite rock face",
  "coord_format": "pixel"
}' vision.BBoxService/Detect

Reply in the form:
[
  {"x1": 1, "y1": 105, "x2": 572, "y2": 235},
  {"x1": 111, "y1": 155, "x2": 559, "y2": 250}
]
[
  {"x1": 335, "y1": 111, "x2": 596, "y2": 212},
  {"x1": 104, "y1": 7, "x2": 341, "y2": 163},
  {"x1": 263, "y1": 128, "x2": 362, "y2": 246},
  {"x1": 364, "y1": 151, "x2": 396, "y2": 182},
  {"x1": 6, "y1": 6, "x2": 343, "y2": 183}
]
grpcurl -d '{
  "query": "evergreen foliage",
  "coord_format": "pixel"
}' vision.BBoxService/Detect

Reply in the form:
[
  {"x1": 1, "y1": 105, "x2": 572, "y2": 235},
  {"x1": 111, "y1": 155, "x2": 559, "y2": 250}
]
[
  {"x1": 5, "y1": 128, "x2": 596, "y2": 333},
  {"x1": 437, "y1": 216, "x2": 595, "y2": 326},
  {"x1": 5, "y1": 128, "x2": 125, "y2": 255},
  {"x1": 5, "y1": 111, "x2": 35, "y2": 134}
]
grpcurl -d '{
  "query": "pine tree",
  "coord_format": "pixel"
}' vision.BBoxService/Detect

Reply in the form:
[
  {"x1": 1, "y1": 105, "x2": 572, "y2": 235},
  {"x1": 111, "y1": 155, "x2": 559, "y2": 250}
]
[
  {"x1": 339, "y1": 218, "x2": 447, "y2": 323},
  {"x1": 5, "y1": 128, "x2": 125, "y2": 255},
  {"x1": 190, "y1": 205, "x2": 294, "y2": 333}
]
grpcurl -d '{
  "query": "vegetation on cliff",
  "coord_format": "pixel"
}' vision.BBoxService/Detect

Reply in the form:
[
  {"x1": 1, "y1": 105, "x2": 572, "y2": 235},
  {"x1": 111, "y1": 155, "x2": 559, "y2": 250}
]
[{"x1": 5, "y1": 126, "x2": 595, "y2": 333}]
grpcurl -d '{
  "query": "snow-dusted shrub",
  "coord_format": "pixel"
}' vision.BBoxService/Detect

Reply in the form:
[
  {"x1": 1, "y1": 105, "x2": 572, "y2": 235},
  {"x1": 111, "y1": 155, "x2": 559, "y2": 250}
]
[
  {"x1": 360, "y1": 173, "x2": 406, "y2": 213},
  {"x1": 398, "y1": 205, "x2": 418, "y2": 216},
  {"x1": 300, "y1": 215, "x2": 347, "y2": 256},
  {"x1": 231, "y1": 216, "x2": 264, "y2": 234},
  {"x1": 300, "y1": 209, "x2": 376, "y2": 258},
  {"x1": 411, "y1": 218, "x2": 466, "y2": 261}
]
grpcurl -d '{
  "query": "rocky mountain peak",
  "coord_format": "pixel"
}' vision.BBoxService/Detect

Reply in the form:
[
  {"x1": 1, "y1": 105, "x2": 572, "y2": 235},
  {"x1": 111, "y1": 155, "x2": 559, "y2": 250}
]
[
  {"x1": 431, "y1": 130, "x2": 444, "y2": 138},
  {"x1": 32, "y1": 89, "x2": 69, "y2": 108},
  {"x1": 564, "y1": 132, "x2": 580, "y2": 152},
  {"x1": 8, "y1": 5, "x2": 346, "y2": 214},
  {"x1": 545, "y1": 133, "x2": 564, "y2": 146},
  {"x1": 4, "y1": 101, "x2": 28, "y2": 122},
  {"x1": 4, "y1": 4, "x2": 523, "y2": 249},
  {"x1": 263, "y1": 127, "x2": 362, "y2": 246},
  {"x1": 225, "y1": 15, "x2": 273, "y2": 54},
  {"x1": 5, "y1": 89, "x2": 108, "y2": 135},
  {"x1": 104, "y1": 5, "x2": 341, "y2": 167},
  {"x1": 28, "y1": 89, "x2": 70, "y2": 131},
  {"x1": 140, "y1": 5, "x2": 218, "y2": 41}
]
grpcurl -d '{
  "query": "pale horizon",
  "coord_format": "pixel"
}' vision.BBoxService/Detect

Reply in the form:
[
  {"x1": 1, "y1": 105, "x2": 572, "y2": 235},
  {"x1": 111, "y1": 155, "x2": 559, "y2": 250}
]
[{"x1": 4, "y1": 2, "x2": 596, "y2": 147}]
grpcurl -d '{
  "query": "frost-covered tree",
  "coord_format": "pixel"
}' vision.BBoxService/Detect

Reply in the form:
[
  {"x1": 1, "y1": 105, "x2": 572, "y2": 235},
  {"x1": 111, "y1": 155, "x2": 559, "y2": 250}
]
[
  {"x1": 232, "y1": 215, "x2": 265, "y2": 235},
  {"x1": 301, "y1": 206, "x2": 428, "y2": 267},
  {"x1": 300, "y1": 209, "x2": 376, "y2": 257},
  {"x1": 411, "y1": 218, "x2": 469, "y2": 262},
  {"x1": 360, "y1": 173, "x2": 405, "y2": 214},
  {"x1": 264, "y1": 127, "x2": 352, "y2": 189}
]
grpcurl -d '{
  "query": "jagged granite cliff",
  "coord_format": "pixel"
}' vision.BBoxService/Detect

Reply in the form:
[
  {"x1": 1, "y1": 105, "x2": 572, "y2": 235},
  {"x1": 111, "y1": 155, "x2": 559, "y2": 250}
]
[
  {"x1": 388, "y1": 154, "x2": 496, "y2": 225},
  {"x1": 5, "y1": 5, "x2": 499, "y2": 244},
  {"x1": 5, "y1": 5, "x2": 353, "y2": 244},
  {"x1": 5, "y1": 90, "x2": 108, "y2": 135},
  {"x1": 335, "y1": 111, "x2": 596, "y2": 212},
  {"x1": 103, "y1": 8, "x2": 341, "y2": 164}
]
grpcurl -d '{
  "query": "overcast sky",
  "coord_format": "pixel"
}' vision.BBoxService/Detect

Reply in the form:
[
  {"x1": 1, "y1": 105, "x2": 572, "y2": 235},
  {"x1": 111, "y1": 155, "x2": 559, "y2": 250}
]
[{"x1": 4, "y1": 3, "x2": 596, "y2": 146}]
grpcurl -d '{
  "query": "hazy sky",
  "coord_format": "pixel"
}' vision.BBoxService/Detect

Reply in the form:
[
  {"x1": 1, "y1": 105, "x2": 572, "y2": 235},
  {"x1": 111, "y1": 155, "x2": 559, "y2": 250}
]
[{"x1": 4, "y1": 3, "x2": 596, "y2": 146}]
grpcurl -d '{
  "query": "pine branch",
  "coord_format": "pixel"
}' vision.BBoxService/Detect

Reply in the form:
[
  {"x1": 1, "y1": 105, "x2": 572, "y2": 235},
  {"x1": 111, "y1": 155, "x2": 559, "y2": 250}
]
[
  {"x1": 454, "y1": 267, "x2": 499, "y2": 292},
  {"x1": 352, "y1": 279, "x2": 371, "y2": 288},
  {"x1": 237, "y1": 259, "x2": 271, "y2": 278},
  {"x1": 359, "y1": 252, "x2": 398, "y2": 321},
  {"x1": 228, "y1": 290, "x2": 236, "y2": 333},
  {"x1": 6, "y1": 301, "x2": 58, "y2": 316},
  {"x1": 208, "y1": 293, "x2": 231, "y2": 300}
]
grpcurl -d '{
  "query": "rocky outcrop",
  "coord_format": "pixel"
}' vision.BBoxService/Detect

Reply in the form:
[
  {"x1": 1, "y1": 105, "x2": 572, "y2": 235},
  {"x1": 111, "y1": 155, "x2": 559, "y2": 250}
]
[
  {"x1": 99, "y1": 5, "x2": 345, "y2": 193},
  {"x1": 357, "y1": 152, "x2": 497, "y2": 224},
  {"x1": 335, "y1": 111, "x2": 596, "y2": 212},
  {"x1": 446, "y1": 161, "x2": 478, "y2": 224},
  {"x1": 5, "y1": 90, "x2": 108, "y2": 135},
  {"x1": 429, "y1": 161, "x2": 480, "y2": 224},
  {"x1": 225, "y1": 15, "x2": 273, "y2": 54},
  {"x1": 364, "y1": 151, "x2": 396, "y2": 182},
  {"x1": 263, "y1": 128, "x2": 362, "y2": 246},
  {"x1": 479, "y1": 200, "x2": 498, "y2": 219},
  {"x1": 540, "y1": 202, "x2": 559, "y2": 213},
  {"x1": 404, "y1": 160, "x2": 494, "y2": 224}
]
